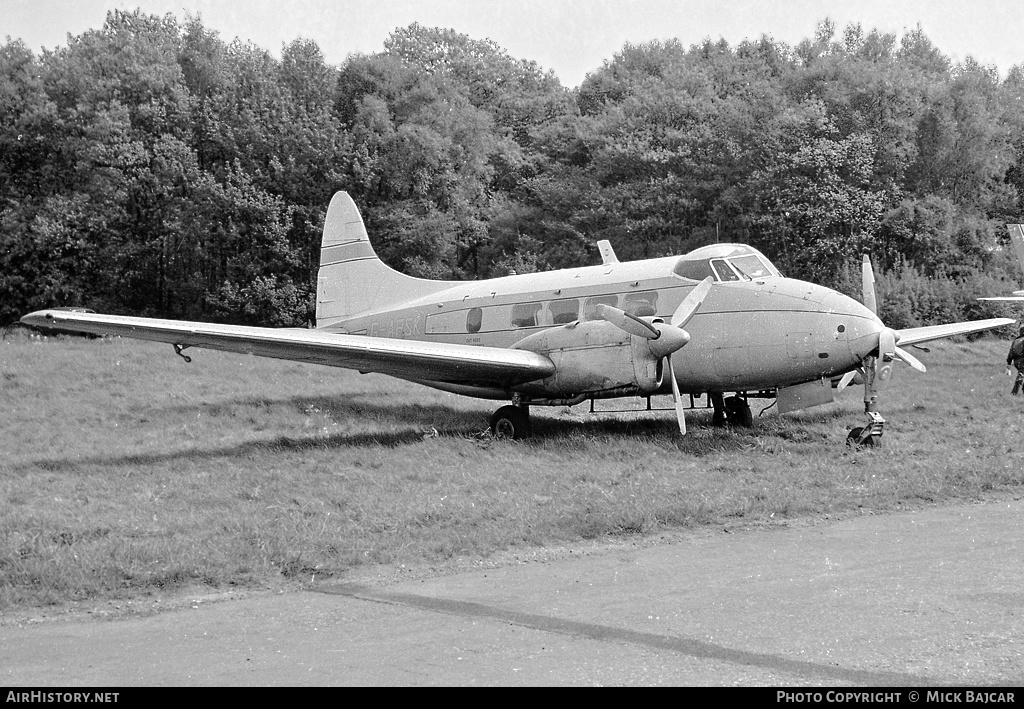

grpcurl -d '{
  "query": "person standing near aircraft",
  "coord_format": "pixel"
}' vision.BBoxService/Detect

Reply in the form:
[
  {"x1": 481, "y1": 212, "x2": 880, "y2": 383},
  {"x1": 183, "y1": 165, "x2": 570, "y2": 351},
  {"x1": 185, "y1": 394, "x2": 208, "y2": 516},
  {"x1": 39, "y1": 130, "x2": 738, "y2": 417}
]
[{"x1": 1006, "y1": 326, "x2": 1024, "y2": 395}]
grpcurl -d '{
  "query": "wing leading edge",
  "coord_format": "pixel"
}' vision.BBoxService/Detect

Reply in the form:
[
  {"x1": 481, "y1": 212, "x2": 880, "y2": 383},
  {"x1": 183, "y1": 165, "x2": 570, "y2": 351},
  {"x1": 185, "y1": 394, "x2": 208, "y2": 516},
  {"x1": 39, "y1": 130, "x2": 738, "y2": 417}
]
[{"x1": 19, "y1": 310, "x2": 555, "y2": 387}]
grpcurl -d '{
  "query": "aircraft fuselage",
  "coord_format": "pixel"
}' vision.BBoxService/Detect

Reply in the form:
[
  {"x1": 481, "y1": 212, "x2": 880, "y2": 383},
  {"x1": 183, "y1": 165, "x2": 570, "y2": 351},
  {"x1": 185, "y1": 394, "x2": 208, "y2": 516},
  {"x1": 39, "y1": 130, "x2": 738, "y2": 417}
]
[{"x1": 323, "y1": 254, "x2": 883, "y2": 396}]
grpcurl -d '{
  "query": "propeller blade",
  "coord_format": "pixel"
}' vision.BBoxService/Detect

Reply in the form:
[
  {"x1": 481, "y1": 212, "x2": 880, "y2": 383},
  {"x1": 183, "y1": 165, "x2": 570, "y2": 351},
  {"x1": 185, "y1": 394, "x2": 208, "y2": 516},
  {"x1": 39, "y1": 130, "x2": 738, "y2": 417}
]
[
  {"x1": 894, "y1": 346, "x2": 927, "y2": 373},
  {"x1": 667, "y1": 356, "x2": 686, "y2": 435},
  {"x1": 862, "y1": 255, "x2": 877, "y2": 315},
  {"x1": 594, "y1": 304, "x2": 660, "y2": 339},
  {"x1": 874, "y1": 327, "x2": 897, "y2": 389},
  {"x1": 836, "y1": 370, "x2": 859, "y2": 392},
  {"x1": 671, "y1": 277, "x2": 714, "y2": 328}
]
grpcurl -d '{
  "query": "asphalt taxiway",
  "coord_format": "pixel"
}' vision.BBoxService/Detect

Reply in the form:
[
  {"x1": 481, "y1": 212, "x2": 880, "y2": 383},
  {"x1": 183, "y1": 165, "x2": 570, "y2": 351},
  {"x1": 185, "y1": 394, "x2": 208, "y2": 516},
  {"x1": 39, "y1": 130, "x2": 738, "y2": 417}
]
[{"x1": 2, "y1": 498, "x2": 1022, "y2": 685}]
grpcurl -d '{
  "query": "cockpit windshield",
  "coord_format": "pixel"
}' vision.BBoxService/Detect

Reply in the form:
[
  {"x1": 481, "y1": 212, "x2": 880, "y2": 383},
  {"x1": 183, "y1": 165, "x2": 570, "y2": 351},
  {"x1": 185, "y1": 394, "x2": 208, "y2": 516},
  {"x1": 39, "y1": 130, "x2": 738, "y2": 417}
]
[
  {"x1": 672, "y1": 244, "x2": 780, "y2": 282},
  {"x1": 729, "y1": 254, "x2": 773, "y2": 279}
]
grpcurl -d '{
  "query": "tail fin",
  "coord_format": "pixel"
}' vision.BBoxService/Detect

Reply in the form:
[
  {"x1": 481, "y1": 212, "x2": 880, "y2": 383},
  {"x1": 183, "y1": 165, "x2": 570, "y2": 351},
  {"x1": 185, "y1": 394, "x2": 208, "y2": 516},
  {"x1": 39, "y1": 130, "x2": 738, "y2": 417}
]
[
  {"x1": 1008, "y1": 225, "x2": 1024, "y2": 278},
  {"x1": 316, "y1": 192, "x2": 457, "y2": 328}
]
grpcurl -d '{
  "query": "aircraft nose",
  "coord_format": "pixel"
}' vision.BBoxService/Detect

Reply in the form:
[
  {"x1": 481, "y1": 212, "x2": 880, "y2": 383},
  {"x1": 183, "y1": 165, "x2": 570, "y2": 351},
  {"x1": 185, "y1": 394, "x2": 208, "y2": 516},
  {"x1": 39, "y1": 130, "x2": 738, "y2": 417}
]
[{"x1": 820, "y1": 289, "x2": 883, "y2": 359}]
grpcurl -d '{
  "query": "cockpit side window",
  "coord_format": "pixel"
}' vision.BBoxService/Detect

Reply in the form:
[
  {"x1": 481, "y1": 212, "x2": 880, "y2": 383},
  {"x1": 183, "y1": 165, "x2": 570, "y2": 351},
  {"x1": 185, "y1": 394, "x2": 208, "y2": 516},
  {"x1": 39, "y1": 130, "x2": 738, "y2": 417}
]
[
  {"x1": 673, "y1": 259, "x2": 714, "y2": 281},
  {"x1": 710, "y1": 259, "x2": 741, "y2": 282}
]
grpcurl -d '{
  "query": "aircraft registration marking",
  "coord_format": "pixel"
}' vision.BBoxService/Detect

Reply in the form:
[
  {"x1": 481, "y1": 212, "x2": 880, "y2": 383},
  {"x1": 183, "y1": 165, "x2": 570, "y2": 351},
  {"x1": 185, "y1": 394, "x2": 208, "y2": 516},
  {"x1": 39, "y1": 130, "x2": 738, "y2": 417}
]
[{"x1": 370, "y1": 315, "x2": 422, "y2": 338}]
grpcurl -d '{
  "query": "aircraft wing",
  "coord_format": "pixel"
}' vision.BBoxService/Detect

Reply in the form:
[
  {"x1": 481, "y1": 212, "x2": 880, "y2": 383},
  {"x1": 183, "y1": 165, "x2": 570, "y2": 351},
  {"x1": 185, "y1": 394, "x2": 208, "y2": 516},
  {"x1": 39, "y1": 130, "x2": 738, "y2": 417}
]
[
  {"x1": 19, "y1": 310, "x2": 555, "y2": 386},
  {"x1": 896, "y1": 318, "x2": 1016, "y2": 347},
  {"x1": 978, "y1": 296, "x2": 1024, "y2": 301}
]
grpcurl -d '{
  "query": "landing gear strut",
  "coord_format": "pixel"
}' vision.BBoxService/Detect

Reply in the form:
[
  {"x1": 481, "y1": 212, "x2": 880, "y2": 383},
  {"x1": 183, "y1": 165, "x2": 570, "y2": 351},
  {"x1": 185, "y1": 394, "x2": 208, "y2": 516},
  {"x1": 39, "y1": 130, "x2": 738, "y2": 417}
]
[
  {"x1": 724, "y1": 395, "x2": 753, "y2": 427},
  {"x1": 711, "y1": 393, "x2": 753, "y2": 428},
  {"x1": 711, "y1": 393, "x2": 728, "y2": 426},
  {"x1": 490, "y1": 404, "x2": 531, "y2": 440},
  {"x1": 846, "y1": 353, "x2": 886, "y2": 449}
]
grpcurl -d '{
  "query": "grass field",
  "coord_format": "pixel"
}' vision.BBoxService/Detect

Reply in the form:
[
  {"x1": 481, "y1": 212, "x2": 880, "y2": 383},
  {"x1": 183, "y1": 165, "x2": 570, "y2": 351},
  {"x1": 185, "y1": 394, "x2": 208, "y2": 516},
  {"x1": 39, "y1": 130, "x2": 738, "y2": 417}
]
[{"x1": 2, "y1": 327, "x2": 1023, "y2": 612}]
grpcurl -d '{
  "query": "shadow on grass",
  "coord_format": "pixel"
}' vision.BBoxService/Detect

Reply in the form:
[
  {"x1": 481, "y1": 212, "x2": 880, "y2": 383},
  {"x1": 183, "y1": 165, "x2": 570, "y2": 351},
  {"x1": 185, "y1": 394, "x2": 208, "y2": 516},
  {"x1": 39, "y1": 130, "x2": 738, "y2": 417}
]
[
  {"x1": 158, "y1": 392, "x2": 487, "y2": 425},
  {"x1": 17, "y1": 393, "x2": 841, "y2": 473},
  {"x1": 18, "y1": 429, "x2": 435, "y2": 473}
]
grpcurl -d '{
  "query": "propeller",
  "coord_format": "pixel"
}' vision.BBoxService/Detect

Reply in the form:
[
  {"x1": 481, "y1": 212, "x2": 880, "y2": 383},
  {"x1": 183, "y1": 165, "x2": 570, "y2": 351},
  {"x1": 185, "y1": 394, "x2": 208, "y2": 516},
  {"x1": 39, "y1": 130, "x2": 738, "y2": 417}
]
[
  {"x1": 594, "y1": 304, "x2": 660, "y2": 339},
  {"x1": 836, "y1": 369, "x2": 861, "y2": 392},
  {"x1": 895, "y1": 344, "x2": 926, "y2": 372},
  {"x1": 595, "y1": 277, "x2": 713, "y2": 435},
  {"x1": 861, "y1": 255, "x2": 877, "y2": 316},
  {"x1": 665, "y1": 278, "x2": 714, "y2": 434},
  {"x1": 671, "y1": 277, "x2": 714, "y2": 329},
  {"x1": 855, "y1": 256, "x2": 926, "y2": 411}
]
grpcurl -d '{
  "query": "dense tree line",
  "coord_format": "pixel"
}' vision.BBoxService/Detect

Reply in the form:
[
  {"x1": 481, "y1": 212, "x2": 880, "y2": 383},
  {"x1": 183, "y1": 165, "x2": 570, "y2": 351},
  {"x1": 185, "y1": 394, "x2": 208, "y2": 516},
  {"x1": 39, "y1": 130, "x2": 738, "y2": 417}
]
[{"x1": 2, "y1": 11, "x2": 1023, "y2": 329}]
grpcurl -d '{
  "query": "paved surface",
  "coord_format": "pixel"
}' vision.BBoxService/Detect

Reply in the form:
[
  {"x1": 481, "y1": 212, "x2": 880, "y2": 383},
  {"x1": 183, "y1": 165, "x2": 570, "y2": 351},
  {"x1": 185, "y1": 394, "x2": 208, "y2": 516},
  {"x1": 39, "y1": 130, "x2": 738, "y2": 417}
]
[{"x1": 2, "y1": 499, "x2": 1023, "y2": 686}]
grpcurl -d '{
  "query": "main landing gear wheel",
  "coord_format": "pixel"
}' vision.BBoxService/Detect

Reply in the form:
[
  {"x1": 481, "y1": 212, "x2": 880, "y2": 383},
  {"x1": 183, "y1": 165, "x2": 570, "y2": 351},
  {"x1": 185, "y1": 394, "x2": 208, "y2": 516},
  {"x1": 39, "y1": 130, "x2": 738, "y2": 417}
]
[
  {"x1": 724, "y1": 395, "x2": 753, "y2": 428},
  {"x1": 490, "y1": 405, "x2": 531, "y2": 440}
]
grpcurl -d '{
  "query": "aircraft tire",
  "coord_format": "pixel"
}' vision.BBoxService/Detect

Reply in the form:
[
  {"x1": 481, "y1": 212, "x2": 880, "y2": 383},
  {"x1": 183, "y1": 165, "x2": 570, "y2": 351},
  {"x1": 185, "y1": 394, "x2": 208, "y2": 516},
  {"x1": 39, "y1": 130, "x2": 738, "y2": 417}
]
[
  {"x1": 490, "y1": 405, "x2": 531, "y2": 440},
  {"x1": 846, "y1": 427, "x2": 879, "y2": 448}
]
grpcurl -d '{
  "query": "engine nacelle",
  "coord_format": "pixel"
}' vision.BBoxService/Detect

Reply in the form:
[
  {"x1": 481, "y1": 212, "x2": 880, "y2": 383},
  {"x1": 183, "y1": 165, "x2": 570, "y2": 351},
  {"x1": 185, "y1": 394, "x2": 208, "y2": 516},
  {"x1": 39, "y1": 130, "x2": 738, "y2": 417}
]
[{"x1": 512, "y1": 320, "x2": 664, "y2": 397}]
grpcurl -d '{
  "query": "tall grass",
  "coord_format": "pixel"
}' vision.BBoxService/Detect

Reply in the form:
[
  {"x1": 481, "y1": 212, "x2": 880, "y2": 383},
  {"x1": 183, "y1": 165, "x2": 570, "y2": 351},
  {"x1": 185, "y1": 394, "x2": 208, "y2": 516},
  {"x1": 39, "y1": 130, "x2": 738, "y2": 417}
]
[{"x1": 2, "y1": 329, "x2": 1022, "y2": 611}]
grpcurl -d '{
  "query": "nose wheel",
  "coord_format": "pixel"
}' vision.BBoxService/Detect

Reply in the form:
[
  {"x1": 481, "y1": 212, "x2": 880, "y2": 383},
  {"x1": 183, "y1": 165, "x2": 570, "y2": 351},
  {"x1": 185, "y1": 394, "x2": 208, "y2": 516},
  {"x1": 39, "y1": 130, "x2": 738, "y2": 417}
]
[{"x1": 846, "y1": 411, "x2": 885, "y2": 448}]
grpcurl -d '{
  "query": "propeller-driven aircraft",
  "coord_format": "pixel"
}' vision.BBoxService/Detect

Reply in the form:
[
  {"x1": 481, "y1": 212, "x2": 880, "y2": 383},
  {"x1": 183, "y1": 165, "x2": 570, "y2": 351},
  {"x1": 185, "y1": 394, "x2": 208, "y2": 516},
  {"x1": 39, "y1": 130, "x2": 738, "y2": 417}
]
[
  {"x1": 979, "y1": 224, "x2": 1024, "y2": 302},
  {"x1": 21, "y1": 192, "x2": 1015, "y2": 445}
]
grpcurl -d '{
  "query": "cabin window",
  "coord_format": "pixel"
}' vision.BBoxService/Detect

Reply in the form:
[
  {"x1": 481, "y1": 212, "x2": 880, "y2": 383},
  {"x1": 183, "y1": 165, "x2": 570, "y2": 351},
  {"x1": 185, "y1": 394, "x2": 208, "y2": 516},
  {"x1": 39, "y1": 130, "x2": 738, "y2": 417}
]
[
  {"x1": 673, "y1": 259, "x2": 714, "y2": 281},
  {"x1": 583, "y1": 295, "x2": 619, "y2": 320},
  {"x1": 711, "y1": 259, "x2": 741, "y2": 282},
  {"x1": 511, "y1": 302, "x2": 542, "y2": 328},
  {"x1": 623, "y1": 291, "x2": 658, "y2": 317},
  {"x1": 549, "y1": 299, "x2": 580, "y2": 324},
  {"x1": 466, "y1": 307, "x2": 483, "y2": 333}
]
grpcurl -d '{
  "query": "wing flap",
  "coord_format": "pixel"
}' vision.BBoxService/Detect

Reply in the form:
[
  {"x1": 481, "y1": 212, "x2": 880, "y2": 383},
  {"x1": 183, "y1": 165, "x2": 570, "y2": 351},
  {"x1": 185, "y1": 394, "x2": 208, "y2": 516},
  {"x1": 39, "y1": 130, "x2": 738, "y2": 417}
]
[
  {"x1": 896, "y1": 318, "x2": 1016, "y2": 347},
  {"x1": 20, "y1": 310, "x2": 555, "y2": 386}
]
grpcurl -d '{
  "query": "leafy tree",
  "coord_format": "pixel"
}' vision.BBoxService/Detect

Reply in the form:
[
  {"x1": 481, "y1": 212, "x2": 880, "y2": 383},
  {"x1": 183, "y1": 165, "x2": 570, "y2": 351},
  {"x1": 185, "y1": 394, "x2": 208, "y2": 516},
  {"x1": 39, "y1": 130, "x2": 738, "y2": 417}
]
[{"x1": 3, "y1": 14, "x2": 1024, "y2": 330}]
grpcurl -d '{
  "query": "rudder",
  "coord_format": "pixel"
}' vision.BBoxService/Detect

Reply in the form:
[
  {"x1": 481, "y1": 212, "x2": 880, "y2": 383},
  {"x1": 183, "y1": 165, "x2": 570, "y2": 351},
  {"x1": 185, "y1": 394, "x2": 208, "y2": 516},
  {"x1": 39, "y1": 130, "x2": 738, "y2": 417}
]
[{"x1": 316, "y1": 192, "x2": 456, "y2": 328}]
